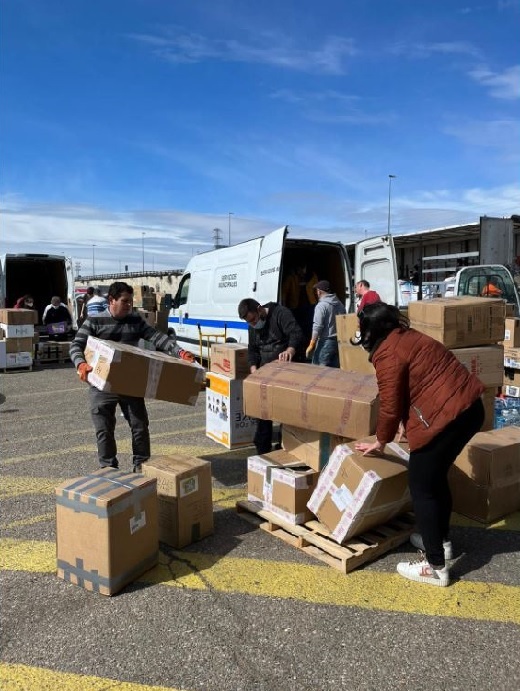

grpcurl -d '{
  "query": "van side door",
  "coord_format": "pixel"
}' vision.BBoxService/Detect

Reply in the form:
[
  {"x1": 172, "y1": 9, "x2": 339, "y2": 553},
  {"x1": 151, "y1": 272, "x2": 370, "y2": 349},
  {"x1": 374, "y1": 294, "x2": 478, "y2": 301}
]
[
  {"x1": 354, "y1": 235, "x2": 399, "y2": 307},
  {"x1": 255, "y1": 225, "x2": 288, "y2": 304}
]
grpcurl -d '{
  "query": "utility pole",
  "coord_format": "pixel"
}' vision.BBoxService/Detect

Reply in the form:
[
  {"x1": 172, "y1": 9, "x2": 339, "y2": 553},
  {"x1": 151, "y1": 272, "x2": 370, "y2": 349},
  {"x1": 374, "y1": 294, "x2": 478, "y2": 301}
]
[
  {"x1": 141, "y1": 232, "x2": 145, "y2": 274},
  {"x1": 387, "y1": 174, "x2": 396, "y2": 235},
  {"x1": 92, "y1": 245, "x2": 96, "y2": 276},
  {"x1": 228, "y1": 212, "x2": 234, "y2": 246}
]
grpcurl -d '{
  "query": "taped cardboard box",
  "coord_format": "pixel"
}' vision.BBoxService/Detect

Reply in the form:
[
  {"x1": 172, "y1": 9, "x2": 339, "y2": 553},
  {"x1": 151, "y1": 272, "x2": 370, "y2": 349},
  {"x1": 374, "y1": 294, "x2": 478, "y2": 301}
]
[
  {"x1": 336, "y1": 314, "x2": 360, "y2": 343},
  {"x1": 206, "y1": 372, "x2": 257, "y2": 448},
  {"x1": 247, "y1": 449, "x2": 319, "y2": 524},
  {"x1": 307, "y1": 438, "x2": 411, "y2": 543},
  {"x1": 338, "y1": 343, "x2": 374, "y2": 374},
  {"x1": 503, "y1": 318, "x2": 520, "y2": 347},
  {"x1": 210, "y1": 343, "x2": 250, "y2": 380},
  {"x1": 481, "y1": 386, "x2": 498, "y2": 432},
  {"x1": 84, "y1": 336, "x2": 204, "y2": 405},
  {"x1": 243, "y1": 362, "x2": 379, "y2": 439},
  {"x1": 449, "y1": 426, "x2": 520, "y2": 523},
  {"x1": 281, "y1": 425, "x2": 351, "y2": 472},
  {"x1": 55, "y1": 469, "x2": 159, "y2": 596},
  {"x1": 451, "y1": 345, "x2": 504, "y2": 388},
  {"x1": 408, "y1": 297, "x2": 505, "y2": 348},
  {"x1": 0, "y1": 322, "x2": 35, "y2": 338},
  {"x1": 5, "y1": 337, "x2": 34, "y2": 354},
  {"x1": 0, "y1": 308, "x2": 38, "y2": 325},
  {"x1": 142, "y1": 455, "x2": 214, "y2": 548}
]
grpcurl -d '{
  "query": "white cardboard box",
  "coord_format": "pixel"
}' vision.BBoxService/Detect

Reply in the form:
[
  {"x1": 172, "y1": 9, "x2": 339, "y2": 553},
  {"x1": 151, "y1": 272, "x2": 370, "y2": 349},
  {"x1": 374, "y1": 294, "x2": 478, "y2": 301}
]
[
  {"x1": 206, "y1": 372, "x2": 257, "y2": 448},
  {"x1": 0, "y1": 323, "x2": 35, "y2": 338}
]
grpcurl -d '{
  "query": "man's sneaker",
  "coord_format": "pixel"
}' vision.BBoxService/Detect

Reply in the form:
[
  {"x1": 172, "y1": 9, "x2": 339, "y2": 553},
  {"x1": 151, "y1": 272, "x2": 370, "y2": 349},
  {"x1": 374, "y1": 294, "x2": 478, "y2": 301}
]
[
  {"x1": 133, "y1": 464, "x2": 142, "y2": 474},
  {"x1": 410, "y1": 532, "x2": 453, "y2": 560},
  {"x1": 397, "y1": 552, "x2": 450, "y2": 587}
]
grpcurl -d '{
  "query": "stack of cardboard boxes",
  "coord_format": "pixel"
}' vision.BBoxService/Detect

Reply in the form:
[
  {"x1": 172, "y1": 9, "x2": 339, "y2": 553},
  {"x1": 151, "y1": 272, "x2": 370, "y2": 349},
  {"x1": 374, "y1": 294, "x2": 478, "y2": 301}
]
[
  {"x1": 205, "y1": 343, "x2": 258, "y2": 449},
  {"x1": 0, "y1": 308, "x2": 37, "y2": 370}
]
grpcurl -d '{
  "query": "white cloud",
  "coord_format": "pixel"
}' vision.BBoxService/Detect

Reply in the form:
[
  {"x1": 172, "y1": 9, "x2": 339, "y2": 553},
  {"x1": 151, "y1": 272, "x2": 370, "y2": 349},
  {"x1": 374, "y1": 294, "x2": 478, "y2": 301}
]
[
  {"x1": 468, "y1": 64, "x2": 520, "y2": 99},
  {"x1": 390, "y1": 41, "x2": 481, "y2": 59}
]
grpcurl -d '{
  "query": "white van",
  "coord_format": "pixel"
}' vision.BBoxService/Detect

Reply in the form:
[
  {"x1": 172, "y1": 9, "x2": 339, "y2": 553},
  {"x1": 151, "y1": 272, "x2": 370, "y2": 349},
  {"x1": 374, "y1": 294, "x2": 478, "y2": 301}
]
[
  {"x1": 169, "y1": 226, "x2": 397, "y2": 359},
  {"x1": 0, "y1": 253, "x2": 77, "y2": 327}
]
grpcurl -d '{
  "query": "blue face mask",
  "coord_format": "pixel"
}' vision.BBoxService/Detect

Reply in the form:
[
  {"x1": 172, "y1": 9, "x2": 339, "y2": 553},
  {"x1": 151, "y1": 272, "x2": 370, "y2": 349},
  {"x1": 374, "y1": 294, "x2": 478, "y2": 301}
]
[{"x1": 252, "y1": 318, "x2": 266, "y2": 330}]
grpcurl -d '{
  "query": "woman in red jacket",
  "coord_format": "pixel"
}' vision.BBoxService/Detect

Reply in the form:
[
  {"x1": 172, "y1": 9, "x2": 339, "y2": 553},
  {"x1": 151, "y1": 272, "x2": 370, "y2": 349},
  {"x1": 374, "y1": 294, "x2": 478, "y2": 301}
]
[{"x1": 353, "y1": 302, "x2": 485, "y2": 587}]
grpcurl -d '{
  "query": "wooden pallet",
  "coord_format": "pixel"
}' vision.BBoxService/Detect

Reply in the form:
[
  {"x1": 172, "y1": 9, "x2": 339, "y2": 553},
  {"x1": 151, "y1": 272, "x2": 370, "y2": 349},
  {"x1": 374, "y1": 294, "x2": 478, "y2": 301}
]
[
  {"x1": 236, "y1": 500, "x2": 415, "y2": 574},
  {"x1": 2, "y1": 365, "x2": 33, "y2": 373}
]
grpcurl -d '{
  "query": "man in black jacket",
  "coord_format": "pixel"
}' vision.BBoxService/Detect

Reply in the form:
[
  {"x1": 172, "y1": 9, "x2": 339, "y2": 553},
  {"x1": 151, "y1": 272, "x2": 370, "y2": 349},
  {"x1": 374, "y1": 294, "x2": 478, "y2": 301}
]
[{"x1": 238, "y1": 298, "x2": 304, "y2": 454}]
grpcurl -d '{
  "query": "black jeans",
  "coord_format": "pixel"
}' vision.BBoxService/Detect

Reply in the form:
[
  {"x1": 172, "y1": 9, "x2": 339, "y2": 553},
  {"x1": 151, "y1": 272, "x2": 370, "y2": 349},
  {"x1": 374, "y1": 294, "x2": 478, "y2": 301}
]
[
  {"x1": 89, "y1": 387, "x2": 150, "y2": 470},
  {"x1": 408, "y1": 398, "x2": 485, "y2": 567}
]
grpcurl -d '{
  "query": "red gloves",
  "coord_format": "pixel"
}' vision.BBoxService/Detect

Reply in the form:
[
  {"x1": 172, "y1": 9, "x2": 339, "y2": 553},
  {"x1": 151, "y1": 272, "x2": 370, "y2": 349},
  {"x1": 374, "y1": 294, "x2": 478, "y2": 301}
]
[
  {"x1": 178, "y1": 349, "x2": 196, "y2": 363},
  {"x1": 77, "y1": 362, "x2": 93, "y2": 382}
]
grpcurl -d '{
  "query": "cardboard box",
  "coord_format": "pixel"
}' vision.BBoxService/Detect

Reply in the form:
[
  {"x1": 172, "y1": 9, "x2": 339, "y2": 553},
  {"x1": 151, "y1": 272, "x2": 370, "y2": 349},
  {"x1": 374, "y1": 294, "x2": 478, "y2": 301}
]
[
  {"x1": 481, "y1": 386, "x2": 497, "y2": 432},
  {"x1": 503, "y1": 318, "x2": 520, "y2": 347},
  {"x1": 338, "y1": 343, "x2": 374, "y2": 374},
  {"x1": 6, "y1": 352, "x2": 32, "y2": 368},
  {"x1": 210, "y1": 343, "x2": 250, "y2": 380},
  {"x1": 0, "y1": 340, "x2": 6, "y2": 368},
  {"x1": 55, "y1": 469, "x2": 159, "y2": 595},
  {"x1": 206, "y1": 372, "x2": 257, "y2": 448},
  {"x1": 243, "y1": 362, "x2": 379, "y2": 439},
  {"x1": 336, "y1": 314, "x2": 361, "y2": 343},
  {"x1": 84, "y1": 336, "x2": 204, "y2": 404},
  {"x1": 0, "y1": 308, "x2": 38, "y2": 325},
  {"x1": 0, "y1": 323, "x2": 35, "y2": 338},
  {"x1": 5, "y1": 337, "x2": 34, "y2": 354},
  {"x1": 504, "y1": 347, "x2": 520, "y2": 369},
  {"x1": 408, "y1": 297, "x2": 505, "y2": 347},
  {"x1": 307, "y1": 439, "x2": 411, "y2": 543},
  {"x1": 281, "y1": 425, "x2": 351, "y2": 472},
  {"x1": 142, "y1": 455, "x2": 214, "y2": 548},
  {"x1": 451, "y1": 345, "x2": 504, "y2": 388},
  {"x1": 247, "y1": 450, "x2": 319, "y2": 524},
  {"x1": 449, "y1": 427, "x2": 520, "y2": 523}
]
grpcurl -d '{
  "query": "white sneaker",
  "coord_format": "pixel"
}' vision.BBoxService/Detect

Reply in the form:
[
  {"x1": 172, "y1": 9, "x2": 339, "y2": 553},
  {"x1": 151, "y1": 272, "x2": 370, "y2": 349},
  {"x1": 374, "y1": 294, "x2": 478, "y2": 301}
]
[
  {"x1": 397, "y1": 552, "x2": 450, "y2": 587},
  {"x1": 410, "y1": 532, "x2": 453, "y2": 560}
]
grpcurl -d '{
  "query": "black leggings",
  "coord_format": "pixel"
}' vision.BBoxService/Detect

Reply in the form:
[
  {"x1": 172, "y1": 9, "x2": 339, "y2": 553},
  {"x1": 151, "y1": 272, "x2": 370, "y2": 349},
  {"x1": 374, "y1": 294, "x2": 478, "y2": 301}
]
[{"x1": 408, "y1": 398, "x2": 485, "y2": 567}]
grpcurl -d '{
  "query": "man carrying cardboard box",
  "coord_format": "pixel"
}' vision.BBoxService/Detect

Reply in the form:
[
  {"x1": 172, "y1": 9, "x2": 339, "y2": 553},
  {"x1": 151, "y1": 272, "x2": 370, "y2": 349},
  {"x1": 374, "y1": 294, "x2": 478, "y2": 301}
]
[{"x1": 70, "y1": 281, "x2": 197, "y2": 473}]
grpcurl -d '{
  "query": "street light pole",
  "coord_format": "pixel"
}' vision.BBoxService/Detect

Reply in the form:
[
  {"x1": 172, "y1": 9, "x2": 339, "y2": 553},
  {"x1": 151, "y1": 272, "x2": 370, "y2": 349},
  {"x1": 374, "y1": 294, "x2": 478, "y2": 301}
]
[
  {"x1": 92, "y1": 244, "x2": 96, "y2": 277},
  {"x1": 141, "y1": 232, "x2": 145, "y2": 274},
  {"x1": 228, "y1": 212, "x2": 234, "y2": 246},
  {"x1": 387, "y1": 174, "x2": 396, "y2": 236}
]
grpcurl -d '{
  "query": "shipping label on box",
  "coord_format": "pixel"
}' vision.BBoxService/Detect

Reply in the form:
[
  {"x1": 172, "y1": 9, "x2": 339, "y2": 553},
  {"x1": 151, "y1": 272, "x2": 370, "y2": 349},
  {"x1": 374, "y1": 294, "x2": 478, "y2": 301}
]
[
  {"x1": 408, "y1": 297, "x2": 505, "y2": 347},
  {"x1": 281, "y1": 425, "x2": 351, "y2": 472},
  {"x1": 504, "y1": 347, "x2": 520, "y2": 369},
  {"x1": 210, "y1": 343, "x2": 250, "y2": 379},
  {"x1": 55, "y1": 469, "x2": 159, "y2": 596},
  {"x1": 503, "y1": 318, "x2": 520, "y2": 347},
  {"x1": 0, "y1": 323, "x2": 35, "y2": 338},
  {"x1": 84, "y1": 336, "x2": 204, "y2": 405},
  {"x1": 451, "y1": 345, "x2": 504, "y2": 387},
  {"x1": 243, "y1": 362, "x2": 379, "y2": 439},
  {"x1": 6, "y1": 352, "x2": 33, "y2": 367},
  {"x1": 206, "y1": 372, "x2": 257, "y2": 448},
  {"x1": 307, "y1": 439, "x2": 411, "y2": 543},
  {"x1": 142, "y1": 455, "x2": 214, "y2": 548}
]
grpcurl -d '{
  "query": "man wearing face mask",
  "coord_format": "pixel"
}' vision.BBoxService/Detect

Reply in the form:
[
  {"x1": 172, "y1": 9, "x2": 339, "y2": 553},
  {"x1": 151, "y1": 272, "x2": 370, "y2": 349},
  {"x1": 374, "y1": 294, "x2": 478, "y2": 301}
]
[{"x1": 238, "y1": 298, "x2": 304, "y2": 455}]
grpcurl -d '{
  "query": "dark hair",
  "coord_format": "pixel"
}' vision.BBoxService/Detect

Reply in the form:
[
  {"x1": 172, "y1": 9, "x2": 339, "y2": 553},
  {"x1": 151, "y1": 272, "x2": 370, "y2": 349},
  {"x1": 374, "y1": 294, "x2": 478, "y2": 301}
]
[
  {"x1": 108, "y1": 281, "x2": 133, "y2": 300},
  {"x1": 86, "y1": 286, "x2": 95, "y2": 296},
  {"x1": 356, "y1": 279, "x2": 370, "y2": 289},
  {"x1": 238, "y1": 298, "x2": 260, "y2": 320},
  {"x1": 351, "y1": 302, "x2": 409, "y2": 353}
]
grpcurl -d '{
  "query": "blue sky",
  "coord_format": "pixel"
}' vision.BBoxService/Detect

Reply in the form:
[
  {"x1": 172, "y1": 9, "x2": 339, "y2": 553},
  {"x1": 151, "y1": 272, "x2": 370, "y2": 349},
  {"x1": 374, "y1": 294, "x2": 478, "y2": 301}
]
[{"x1": 1, "y1": 0, "x2": 519, "y2": 275}]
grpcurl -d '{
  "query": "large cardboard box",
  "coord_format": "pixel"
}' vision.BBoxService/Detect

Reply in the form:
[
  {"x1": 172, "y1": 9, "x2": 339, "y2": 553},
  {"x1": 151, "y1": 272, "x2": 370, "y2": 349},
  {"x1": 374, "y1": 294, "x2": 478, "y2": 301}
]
[
  {"x1": 281, "y1": 425, "x2": 351, "y2": 472},
  {"x1": 481, "y1": 386, "x2": 497, "y2": 431},
  {"x1": 449, "y1": 427, "x2": 520, "y2": 522},
  {"x1": 0, "y1": 308, "x2": 38, "y2": 325},
  {"x1": 338, "y1": 343, "x2": 374, "y2": 374},
  {"x1": 336, "y1": 314, "x2": 360, "y2": 343},
  {"x1": 307, "y1": 439, "x2": 411, "y2": 543},
  {"x1": 451, "y1": 345, "x2": 504, "y2": 388},
  {"x1": 408, "y1": 297, "x2": 505, "y2": 347},
  {"x1": 206, "y1": 372, "x2": 257, "y2": 448},
  {"x1": 55, "y1": 469, "x2": 159, "y2": 595},
  {"x1": 142, "y1": 455, "x2": 214, "y2": 548},
  {"x1": 5, "y1": 336, "x2": 34, "y2": 354},
  {"x1": 247, "y1": 450, "x2": 319, "y2": 524},
  {"x1": 84, "y1": 336, "x2": 204, "y2": 405},
  {"x1": 5, "y1": 352, "x2": 32, "y2": 368},
  {"x1": 243, "y1": 362, "x2": 379, "y2": 439},
  {"x1": 0, "y1": 323, "x2": 35, "y2": 338},
  {"x1": 210, "y1": 343, "x2": 250, "y2": 380},
  {"x1": 503, "y1": 318, "x2": 520, "y2": 347}
]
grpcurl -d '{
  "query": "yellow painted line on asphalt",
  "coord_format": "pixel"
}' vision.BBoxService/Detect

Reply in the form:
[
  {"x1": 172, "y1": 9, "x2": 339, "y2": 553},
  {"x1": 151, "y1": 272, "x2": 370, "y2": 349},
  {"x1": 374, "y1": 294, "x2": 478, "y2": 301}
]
[
  {"x1": 0, "y1": 662, "x2": 184, "y2": 691},
  {"x1": 2, "y1": 538, "x2": 519, "y2": 624},
  {"x1": 1, "y1": 512, "x2": 55, "y2": 529},
  {"x1": 212, "y1": 487, "x2": 247, "y2": 508},
  {"x1": 0, "y1": 477, "x2": 63, "y2": 499}
]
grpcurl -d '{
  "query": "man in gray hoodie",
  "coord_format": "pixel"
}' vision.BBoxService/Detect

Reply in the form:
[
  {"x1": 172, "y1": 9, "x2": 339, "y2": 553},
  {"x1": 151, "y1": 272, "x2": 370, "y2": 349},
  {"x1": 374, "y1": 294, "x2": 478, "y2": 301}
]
[{"x1": 305, "y1": 280, "x2": 346, "y2": 367}]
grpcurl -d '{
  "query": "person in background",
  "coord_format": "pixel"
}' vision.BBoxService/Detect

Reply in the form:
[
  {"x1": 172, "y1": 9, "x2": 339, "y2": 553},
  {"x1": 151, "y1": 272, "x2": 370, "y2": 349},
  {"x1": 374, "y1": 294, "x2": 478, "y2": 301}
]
[
  {"x1": 78, "y1": 286, "x2": 95, "y2": 325},
  {"x1": 70, "y1": 281, "x2": 197, "y2": 473},
  {"x1": 238, "y1": 297, "x2": 304, "y2": 455},
  {"x1": 353, "y1": 302, "x2": 484, "y2": 587},
  {"x1": 355, "y1": 280, "x2": 382, "y2": 313},
  {"x1": 86, "y1": 287, "x2": 108, "y2": 316},
  {"x1": 481, "y1": 276, "x2": 503, "y2": 297},
  {"x1": 42, "y1": 296, "x2": 72, "y2": 341},
  {"x1": 14, "y1": 294, "x2": 35, "y2": 310},
  {"x1": 305, "y1": 280, "x2": 346, "y2": 367}
]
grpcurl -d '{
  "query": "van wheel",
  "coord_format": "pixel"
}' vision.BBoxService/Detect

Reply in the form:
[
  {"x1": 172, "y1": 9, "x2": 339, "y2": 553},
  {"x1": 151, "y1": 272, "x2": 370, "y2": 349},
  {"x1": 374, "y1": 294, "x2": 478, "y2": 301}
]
[{"x1": 225, "y1": 337, "x2": 237, "y2": 343}]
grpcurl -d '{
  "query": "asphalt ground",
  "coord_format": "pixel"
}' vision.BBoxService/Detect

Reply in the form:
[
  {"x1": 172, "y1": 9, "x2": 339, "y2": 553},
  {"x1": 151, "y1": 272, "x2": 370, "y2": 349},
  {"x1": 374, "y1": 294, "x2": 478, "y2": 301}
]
[{"x1": 1, "y1": 362, "x2": 520, "y2": 691}]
